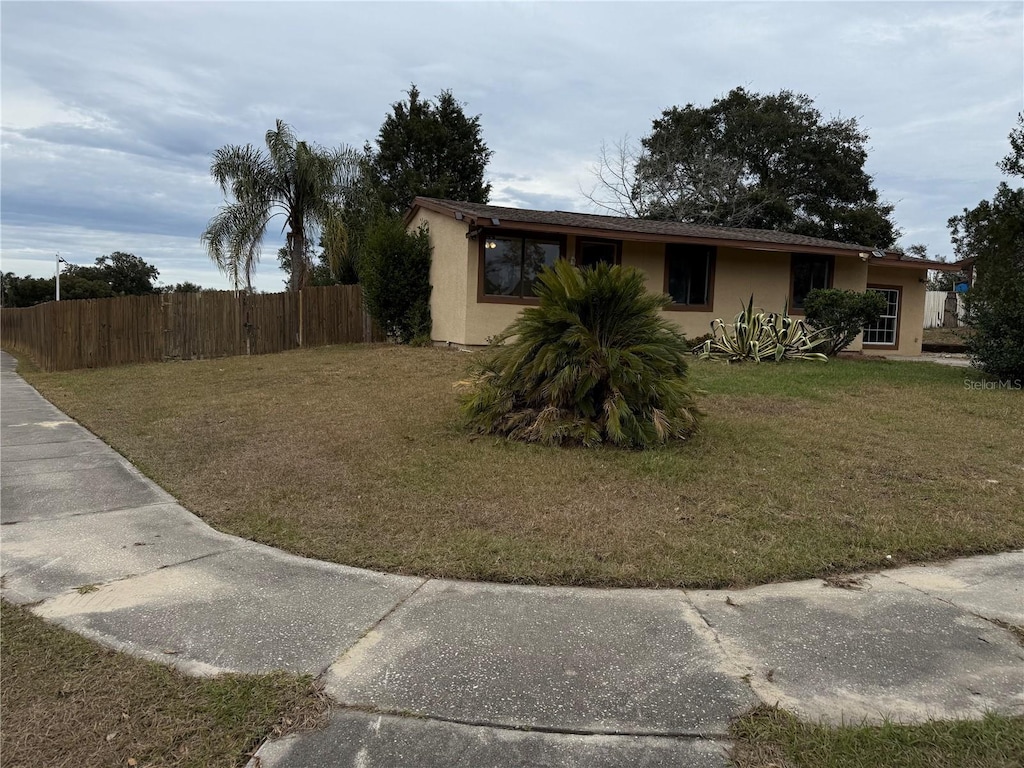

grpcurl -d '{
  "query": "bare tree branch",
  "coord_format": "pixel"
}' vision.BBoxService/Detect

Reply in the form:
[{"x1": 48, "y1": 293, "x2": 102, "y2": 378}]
[{"x1": 582, "y1": 134, "x2": 768, "y2": 227}]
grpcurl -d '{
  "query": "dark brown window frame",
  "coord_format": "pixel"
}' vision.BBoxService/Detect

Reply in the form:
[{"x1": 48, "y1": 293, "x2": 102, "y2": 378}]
[
  {"x1": 789, "y1": 253, "x2": 835, "y2": 314},
  {"x1": 574, "y1": 236, "x2": 622, "y2": 268},
  {"x1": 477, "y1": 229, "x2": 568, "y2": 305},
  {"x1": 664, "y1": 243, "x2": 716, "y2": 312},
  {"x1": 862, "y1": 283, "x2": 902, "y2": 350}
]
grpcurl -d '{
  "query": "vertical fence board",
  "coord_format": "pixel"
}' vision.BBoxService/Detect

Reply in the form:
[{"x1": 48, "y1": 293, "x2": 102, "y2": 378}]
[{"x1": 1, "y1": 284, "x2": 383, "y2": 371}]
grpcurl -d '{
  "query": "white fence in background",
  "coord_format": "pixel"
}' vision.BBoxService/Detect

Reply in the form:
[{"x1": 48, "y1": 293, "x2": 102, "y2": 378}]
[{"x1": 925, "y1": 291, "x2": 966, "y2": 328}]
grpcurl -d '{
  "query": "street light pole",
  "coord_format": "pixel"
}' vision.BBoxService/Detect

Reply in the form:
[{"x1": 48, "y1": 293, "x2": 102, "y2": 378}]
[{"x1": 55, "y1": 254, "x2": 68, "y2": 301}]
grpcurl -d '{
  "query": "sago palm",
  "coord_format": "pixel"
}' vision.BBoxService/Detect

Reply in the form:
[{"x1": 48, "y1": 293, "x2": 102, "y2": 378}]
[
  {"x1": 460, "y1": 261, "x2": 700, "y2": 449},
  {"x1": 201, "y1": 120, "x2": 357, "y2": 291}
]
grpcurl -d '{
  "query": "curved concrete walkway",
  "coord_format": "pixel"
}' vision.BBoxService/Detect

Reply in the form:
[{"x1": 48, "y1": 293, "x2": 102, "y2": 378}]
[{"x1": 1, "y1": 351, "x2": 1021, "y2": 768}]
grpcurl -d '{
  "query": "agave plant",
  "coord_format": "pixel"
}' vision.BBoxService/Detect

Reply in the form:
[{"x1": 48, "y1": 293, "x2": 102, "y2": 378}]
[
  {"x1": 694, "y1": 296, "x2": 830, "y2": 363},
  {"x1": 459, "y1": 261, "x2": 700, "y2": 449}
]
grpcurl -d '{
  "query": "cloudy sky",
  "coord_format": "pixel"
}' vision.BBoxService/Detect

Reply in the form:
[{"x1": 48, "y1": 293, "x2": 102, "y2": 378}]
[{"x1": 2, "y1": 1, "x2": 1021, "y2": 292}]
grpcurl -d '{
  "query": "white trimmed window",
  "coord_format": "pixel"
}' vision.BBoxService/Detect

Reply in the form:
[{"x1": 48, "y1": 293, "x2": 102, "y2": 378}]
[{"x1": 863, "y1": 287, "x2": 900, "y2": 347}]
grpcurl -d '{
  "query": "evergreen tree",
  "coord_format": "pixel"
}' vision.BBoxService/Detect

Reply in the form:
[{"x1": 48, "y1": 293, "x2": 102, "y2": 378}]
[
  {"x1": 949, "y1": 115, "x2": 1024, "y2": 379},
  {"x1": 358, "y1": 217, "x2": 433, "y2": 344},
  {"x1": 587, "y1": 87, "x2": 899, "y2": 247},
  {"x1": 69, "y1": 252, "x2": 159, "y2": 295},
  {"x1": 367, "y1": 85, "x2": 492, "y2": 215}
]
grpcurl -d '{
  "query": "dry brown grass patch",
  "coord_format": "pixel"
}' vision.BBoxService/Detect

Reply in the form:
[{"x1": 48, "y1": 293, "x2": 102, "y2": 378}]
[
  {"x1": 13, "y1": 344, "x2": 1023, "y2": 588},
  {"x1": 0, "y1": 601, "x2": 328, "y2": 768}
]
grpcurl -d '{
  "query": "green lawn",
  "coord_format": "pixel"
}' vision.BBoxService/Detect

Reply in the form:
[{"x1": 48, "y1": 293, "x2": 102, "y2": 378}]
[
  {"x1": 12, "y1": 344, "x2": 1023, "y2": 588},
  {"x1": 0, "y1": 601, "x2": 327, "y2": 768}
]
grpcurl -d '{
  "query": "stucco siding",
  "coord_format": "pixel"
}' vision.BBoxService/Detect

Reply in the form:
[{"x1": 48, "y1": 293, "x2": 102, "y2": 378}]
[
  {"x1": 417, "y1": 217, "x2": 925, "y2": 353},
  {"x1": 863, "y1": 264, "x2": 928, "y2": 356},
  {"x1": 834, "y1": 257, "x2": 869, "y2": 291},
  {"x1": 714, "y1": 247, "x2": 793, "y2": 315},
  {"x1": 412, "y1": 209, "x2": 471, "y2": 345},
  {"x1": 656, "y1": 247, "x2": 790, "y2": 340},
  {"x1": 620, "y1": 240, "x2": 663, "y2": 294},
  {"x1": 464, "y1": 301, "x2": 524, "y2": 345}
]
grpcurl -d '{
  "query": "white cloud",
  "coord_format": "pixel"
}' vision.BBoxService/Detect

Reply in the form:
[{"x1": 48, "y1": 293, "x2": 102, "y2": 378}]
[
  {"x1": 0, "y1": 222, "x2": 283, "y2": 292},
  {"x1": 1, "y1": 0, "x2": 1021, "y2": 282}
]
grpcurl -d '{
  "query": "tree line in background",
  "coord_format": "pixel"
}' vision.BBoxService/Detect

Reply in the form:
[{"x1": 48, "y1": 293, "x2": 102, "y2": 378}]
[
  {"x1": 203, "y1": 84, "x2": 906, "y2": 303},
  {"x1": 200, "y1": 84, "x2": 491, "y2": 342},
  {"x1": 13, "y1": 85, "x2": 1014, "y2": 370},
  {"x1": 950, "y1": 115, "x2": 1024, "y2": 379},
  {"x1": 0, "y1": 252, "x2": 209, "y2": 309},
  {"x1": 201, "y1": 84, "x2": 908, "y2": 342},
  {"x1": 585, "y1": 87, "x2": 900, "y2": 248}
]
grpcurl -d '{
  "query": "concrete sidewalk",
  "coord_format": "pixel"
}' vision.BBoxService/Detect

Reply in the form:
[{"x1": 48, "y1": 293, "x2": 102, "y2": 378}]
[
  {"x1": 1, "y1": 351, "x2": 1021, "y2": 767},
  {"x1": 902, "y1": 352, "x2": 973, "y2": 368}
]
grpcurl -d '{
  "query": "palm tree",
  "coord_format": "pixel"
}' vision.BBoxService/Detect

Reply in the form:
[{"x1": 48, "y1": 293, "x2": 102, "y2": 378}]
[
  {"x1": 201, "y1": 120, "x2": 357, "y2": 291},
  {"x1": 460, "y1": 261, "x2": 700, "y2": 448}
]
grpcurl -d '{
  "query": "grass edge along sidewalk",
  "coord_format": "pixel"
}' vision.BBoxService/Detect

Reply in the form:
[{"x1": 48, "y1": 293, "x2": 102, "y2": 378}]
[
  {"x1": 0, "y1": 601, "x2": 328, "y2": 768},
  {"x1": 8, "y1": 343, "x2": 1022, "y2": 589},
  {"x1": 3, "y1": 602, "x2": 1022, "y2": 768},
  {"x1": 729, "y1": 704, "x2": 1024, "y2": 768}
]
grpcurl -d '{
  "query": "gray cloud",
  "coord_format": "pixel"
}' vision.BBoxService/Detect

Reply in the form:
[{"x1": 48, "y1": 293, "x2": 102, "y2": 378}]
[{"x1": 2, "y1": 1, "x2": 1020, "y2": 291}]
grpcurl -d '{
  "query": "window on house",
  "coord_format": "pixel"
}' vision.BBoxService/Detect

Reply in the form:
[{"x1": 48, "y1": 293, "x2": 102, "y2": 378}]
[
  {"x1": 665, "y1": 244, "x2": 715, "y2": 309},
  {"x1": 863, "y1": 287, "x2": 900, "y2": 347},
  {"x1": 482, "y1": 234, "x2": 562, "y2": 299},
  {"x1": 576, "y1": 239, "x2": 620, "y2": 269},
  {"x1": 791, "y1": 254, "x2": 833, "y2": 310}
]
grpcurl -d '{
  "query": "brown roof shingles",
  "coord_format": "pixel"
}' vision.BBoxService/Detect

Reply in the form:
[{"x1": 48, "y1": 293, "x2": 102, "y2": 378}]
[{"x1": 409, "y1": 196, "x2": 898, "y2": 256}]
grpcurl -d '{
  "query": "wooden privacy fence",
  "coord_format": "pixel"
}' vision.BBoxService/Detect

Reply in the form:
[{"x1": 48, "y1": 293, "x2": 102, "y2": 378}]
[
  {"x1": 0, "y1": 285, "x2": 384, "y2": 372},
  {"x1": 924, "y1": 290, "x2": 966, "y2": 329}
]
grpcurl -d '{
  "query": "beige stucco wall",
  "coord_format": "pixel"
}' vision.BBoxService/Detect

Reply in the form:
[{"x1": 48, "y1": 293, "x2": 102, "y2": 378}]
[
  {"x1": 862, "y1": 264, "x2": 928, "y2": 356},
  {"x1": 624, "y1": 243, "x2": 797, "y2": 339},
  {"x1": 835, "y1": 257, "x2": 869, "y2": 292},
  {"x1": 833, "y1": 257, "x2": 871, "y2": 352},
  {"x1": 410, "y1": 209, "x2": 472, "y2": 345},
  {"x1": 637, "y1": 245, "x2": 870, "y2": 343},
  {"x1": 416, "y1": 220, "x2": 925, "y2": 354}
]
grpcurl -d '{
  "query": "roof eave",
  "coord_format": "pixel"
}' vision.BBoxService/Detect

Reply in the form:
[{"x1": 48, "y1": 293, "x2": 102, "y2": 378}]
[
  {"x1": 452, "y1": 216, "x2": 873, "y2": 258},
  {"x1": 872, "y1": 256, "x2": 970, "y2": 271},
  {"x1": 407, "y1": 198, "x2": 921, "y2": 259},
  {"x1": 407, "y1": 197, "x2": 462, "y2": 225}
]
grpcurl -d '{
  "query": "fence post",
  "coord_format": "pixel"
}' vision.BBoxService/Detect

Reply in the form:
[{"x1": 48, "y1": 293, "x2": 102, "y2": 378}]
[
  {"x1": 1, "y1": 284, "x2": 383, "y2": 371},
  {"x1": 943, "y1": 293, "x2": 959, "y2": 328}
]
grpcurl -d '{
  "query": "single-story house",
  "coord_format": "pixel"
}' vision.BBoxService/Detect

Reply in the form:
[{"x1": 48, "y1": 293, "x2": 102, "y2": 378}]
[{"x1": 405, "y1": 196, "x2": 964, "y2": 356}]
